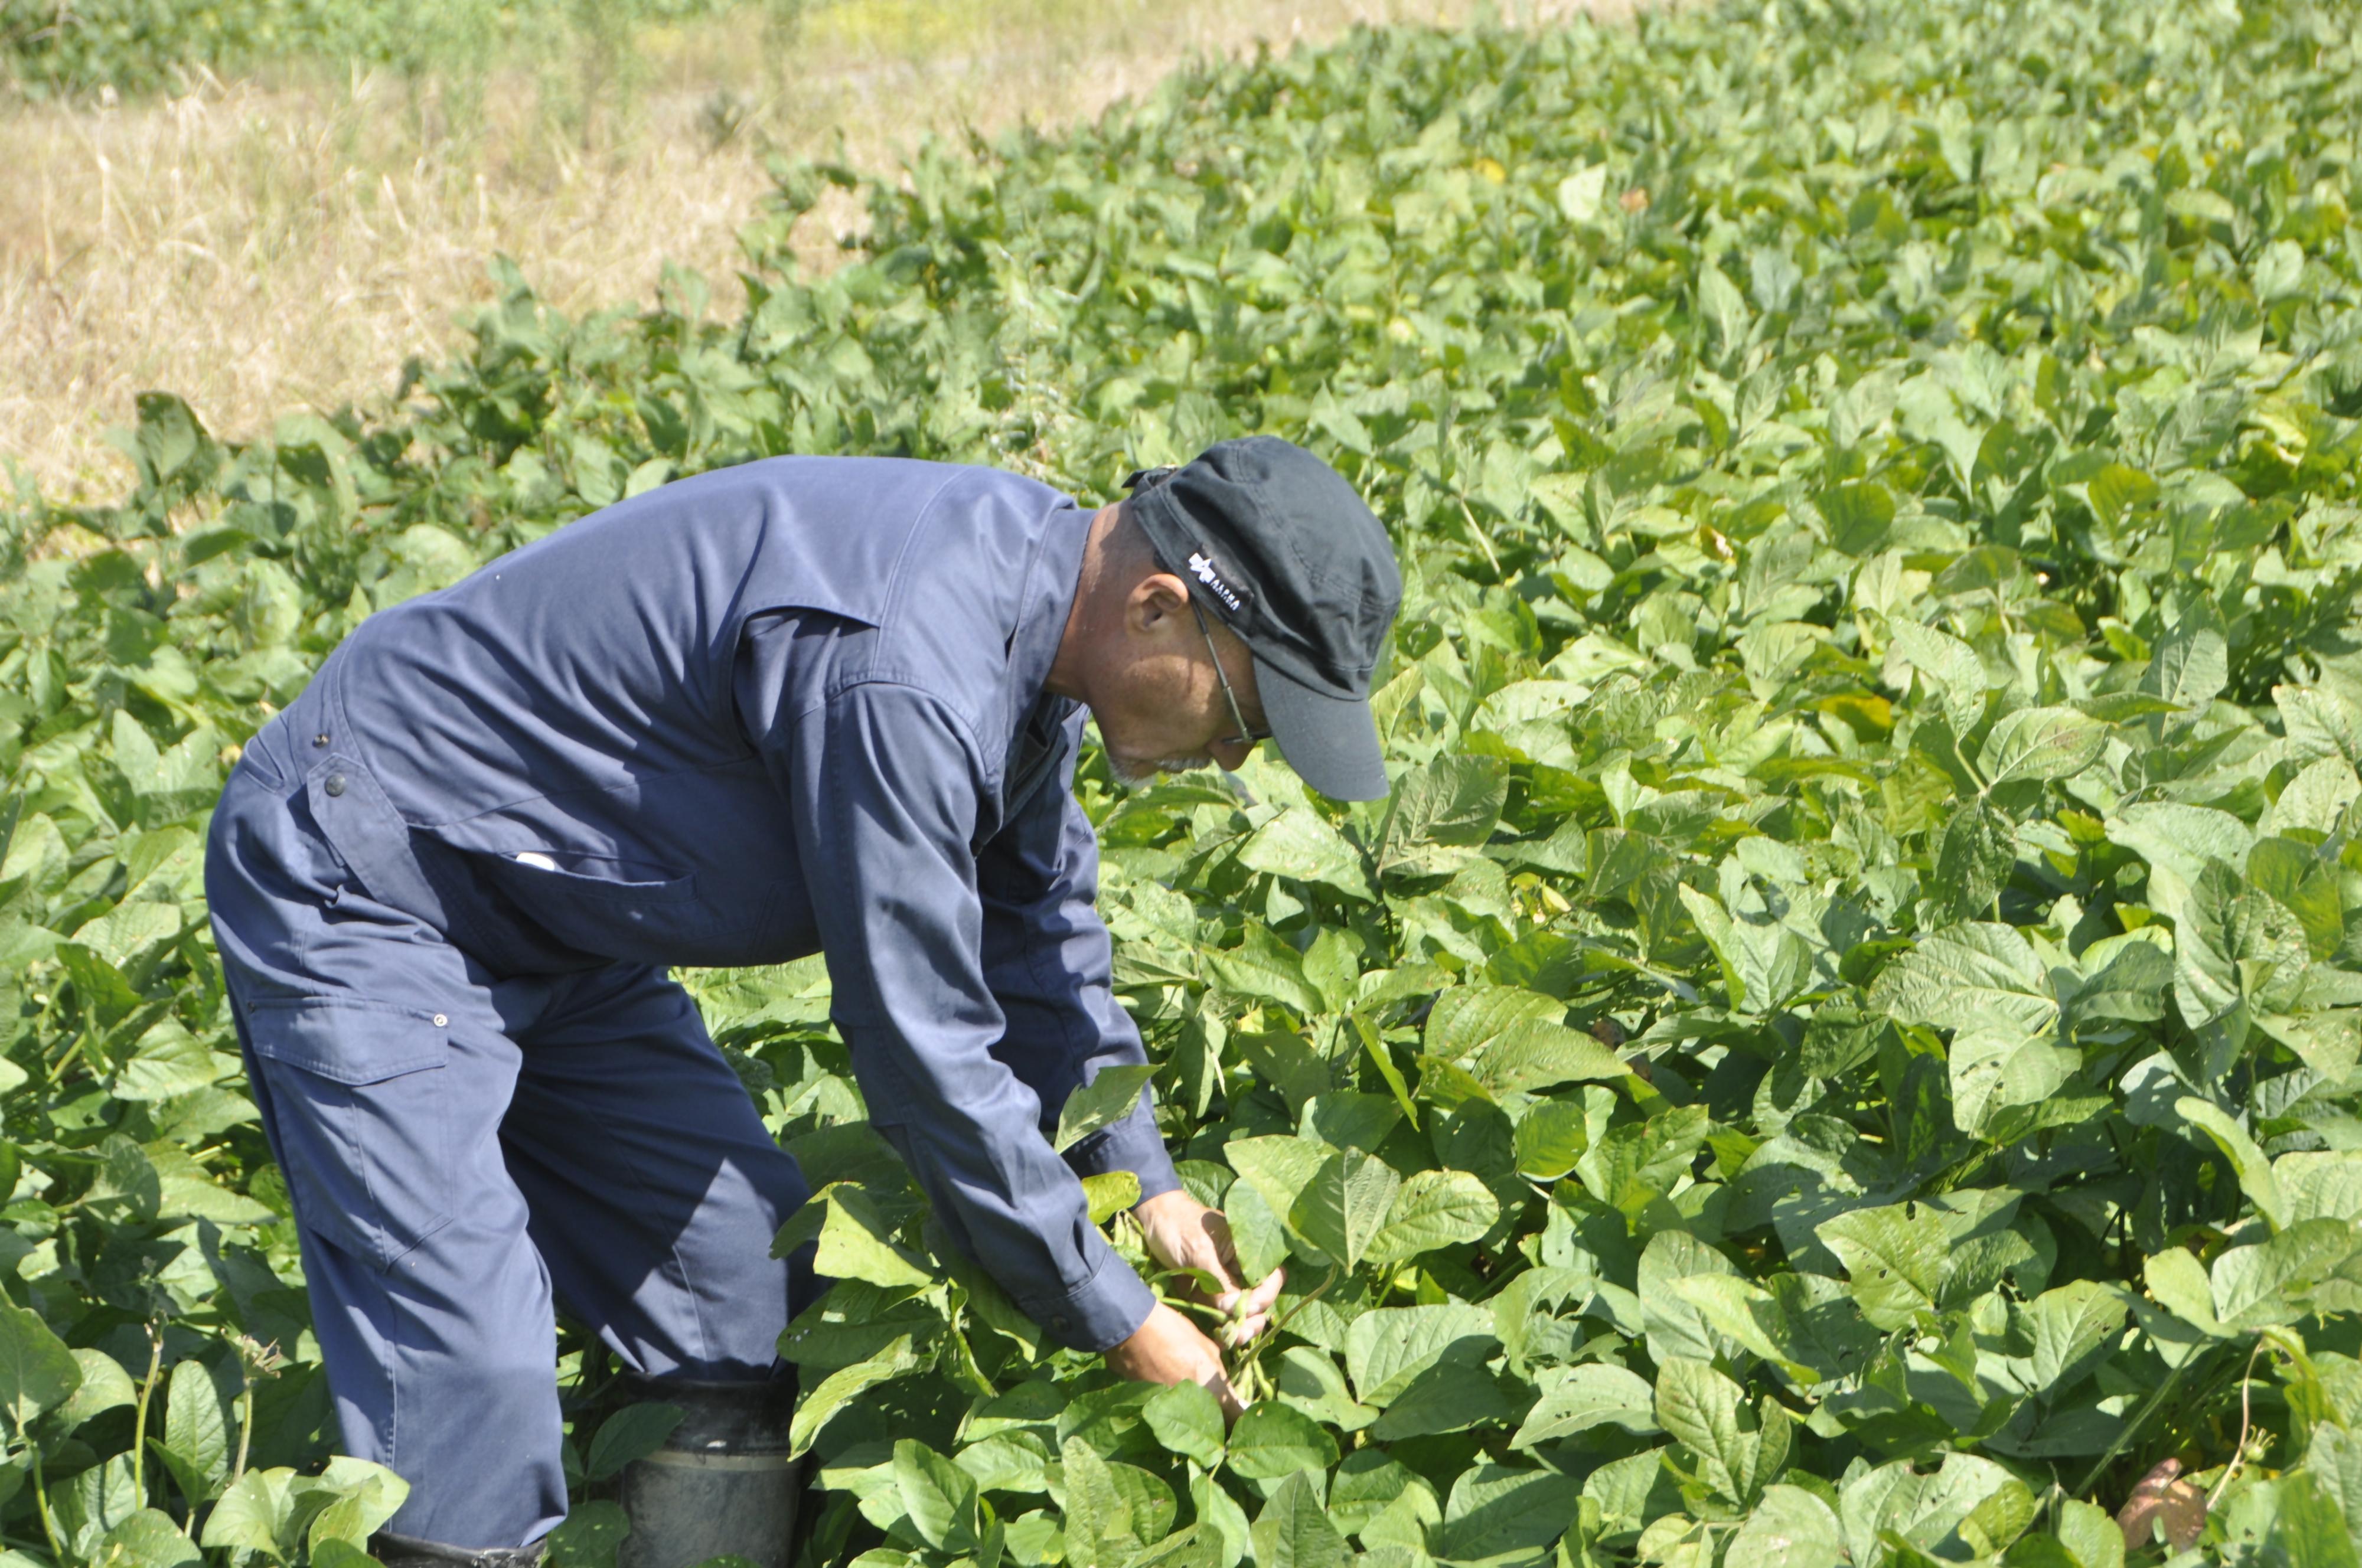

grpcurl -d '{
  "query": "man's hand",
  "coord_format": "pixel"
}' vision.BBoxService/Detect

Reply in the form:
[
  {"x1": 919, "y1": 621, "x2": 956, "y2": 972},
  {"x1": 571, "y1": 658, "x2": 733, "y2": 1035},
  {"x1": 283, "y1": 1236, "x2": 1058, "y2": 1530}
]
[
  {"x1": 1105, "y1": 1302, "x2": 1244, "y2": 1418},
  {"x1": 1134, "y1": 1188, "x2": 1286, "y2": 1347}
]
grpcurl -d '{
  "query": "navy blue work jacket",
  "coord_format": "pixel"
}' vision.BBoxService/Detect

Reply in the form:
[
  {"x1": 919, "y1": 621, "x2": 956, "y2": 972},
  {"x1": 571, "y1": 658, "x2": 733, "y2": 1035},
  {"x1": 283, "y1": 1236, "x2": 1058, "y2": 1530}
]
[{"x1": 276, "y1": 456, "x2": 1178, "y2": 1351}]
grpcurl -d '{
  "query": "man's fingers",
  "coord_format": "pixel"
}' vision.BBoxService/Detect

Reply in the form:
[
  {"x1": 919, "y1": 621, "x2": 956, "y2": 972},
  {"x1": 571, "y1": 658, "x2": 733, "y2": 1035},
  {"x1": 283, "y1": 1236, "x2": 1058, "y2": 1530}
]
[
  {"x1": 1212, "y1": 1269, "x2": 1284, "y2": 1347},
  {"x1": 1205, "y1": 1368, "x2": 1245, "y2": 1422},
  {"x1": 1241, "y1": 1267, "x2": 1285, "y2": 1315},
  {"x1": 1206, "y1": 1213, "x2": 1251, "y2": 1281},
  {"x1": 1219, "y1": 1311, "x2": 1272, "y2": 1348}
]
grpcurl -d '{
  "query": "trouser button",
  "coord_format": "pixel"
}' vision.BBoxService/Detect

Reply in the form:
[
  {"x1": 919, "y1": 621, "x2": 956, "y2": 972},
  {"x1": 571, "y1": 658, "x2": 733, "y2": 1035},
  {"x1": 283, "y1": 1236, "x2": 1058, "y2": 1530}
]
[{"x1": 325, "y1": 773, "x2": 348, "y2": 797}]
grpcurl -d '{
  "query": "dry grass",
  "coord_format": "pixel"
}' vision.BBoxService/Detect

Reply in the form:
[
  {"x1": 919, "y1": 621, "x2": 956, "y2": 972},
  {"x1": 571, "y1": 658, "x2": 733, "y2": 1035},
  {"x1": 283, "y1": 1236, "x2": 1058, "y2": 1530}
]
[{"x1": 1, "y1": 0, "x2": 1613, "y2": 505}]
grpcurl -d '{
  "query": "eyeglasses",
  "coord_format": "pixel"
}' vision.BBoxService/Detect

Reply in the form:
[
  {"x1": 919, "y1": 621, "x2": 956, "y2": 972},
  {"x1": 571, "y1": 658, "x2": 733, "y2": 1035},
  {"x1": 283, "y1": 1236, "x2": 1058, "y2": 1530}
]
[{"x1": 1191, "y1": 597, "x2": 1271, "y2": 750}]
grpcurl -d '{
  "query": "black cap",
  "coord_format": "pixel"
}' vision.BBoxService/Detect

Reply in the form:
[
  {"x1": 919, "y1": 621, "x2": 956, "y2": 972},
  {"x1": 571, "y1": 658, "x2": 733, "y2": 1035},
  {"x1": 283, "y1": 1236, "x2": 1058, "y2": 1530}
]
[{"x1": 1124, "y1": 437, "x2": 1402, "y2": 801}]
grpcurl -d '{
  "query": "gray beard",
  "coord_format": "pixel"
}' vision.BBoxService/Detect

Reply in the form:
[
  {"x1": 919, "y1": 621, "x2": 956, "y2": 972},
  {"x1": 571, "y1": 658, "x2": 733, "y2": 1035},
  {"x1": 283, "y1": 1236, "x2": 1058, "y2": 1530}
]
[{"x1": 1108, "y1": 754, "x2": 1211, "y2": 787}]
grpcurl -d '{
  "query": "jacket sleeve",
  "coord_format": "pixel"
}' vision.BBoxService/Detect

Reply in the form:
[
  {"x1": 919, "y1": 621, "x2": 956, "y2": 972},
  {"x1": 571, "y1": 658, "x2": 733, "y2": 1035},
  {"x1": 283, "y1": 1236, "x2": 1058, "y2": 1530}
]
[
  {"x1": 978, "y1": 701, "x2": 1182, "y2": 1207},
  {"x1": 764, "y1": 670, "x2": 1157, "y2": 1353}
]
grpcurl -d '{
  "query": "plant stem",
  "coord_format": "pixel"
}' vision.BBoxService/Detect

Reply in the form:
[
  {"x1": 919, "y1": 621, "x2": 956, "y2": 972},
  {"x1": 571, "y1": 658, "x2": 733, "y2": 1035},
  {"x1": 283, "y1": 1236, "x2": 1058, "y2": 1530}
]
[
  {"x1": 2205, "y1": 1337, "x2": 2268, "y2": 1510},
  {"x1": 1231, "y1": 1264, "x2": 1341, "y2": 1384},
  {"x1": 30, "y1": 1443, "x2": 61, "y2": 1562},
  {"x1": 231, "y1": 1377, "x2": 255, "y2": 1484},
  {"x1": 2070, "y1": 1341, "x2": 2217, "y2": 1502},
  {"x1": 131, "y1": 1321, "x2": 162, "y2": 1505}
]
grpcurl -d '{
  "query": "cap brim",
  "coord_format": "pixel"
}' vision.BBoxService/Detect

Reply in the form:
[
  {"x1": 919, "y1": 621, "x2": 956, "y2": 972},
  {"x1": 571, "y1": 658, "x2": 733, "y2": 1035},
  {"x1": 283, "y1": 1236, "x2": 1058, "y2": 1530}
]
[{"x1": 1252, "y1": 654, "x2": 1391, "y2": 801}]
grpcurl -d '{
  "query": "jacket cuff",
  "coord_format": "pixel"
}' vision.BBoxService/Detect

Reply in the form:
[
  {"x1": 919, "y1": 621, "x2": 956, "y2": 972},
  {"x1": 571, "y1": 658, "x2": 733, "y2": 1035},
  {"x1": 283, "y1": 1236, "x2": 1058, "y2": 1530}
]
[
  {"x1": 1063, "y1": 1093, "x2": 1182, "y2": 1205},
  {"x1": 1019, "y1": 1234, "x2": 1157, "y2": 1352}
]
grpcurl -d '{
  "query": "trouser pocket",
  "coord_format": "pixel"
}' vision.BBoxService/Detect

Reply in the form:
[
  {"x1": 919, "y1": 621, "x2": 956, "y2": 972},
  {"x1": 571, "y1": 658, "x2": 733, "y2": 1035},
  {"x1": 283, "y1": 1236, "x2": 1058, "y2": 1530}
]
[{"x1": 243, "y1": 998, "x2": 458, "y2": 1269}]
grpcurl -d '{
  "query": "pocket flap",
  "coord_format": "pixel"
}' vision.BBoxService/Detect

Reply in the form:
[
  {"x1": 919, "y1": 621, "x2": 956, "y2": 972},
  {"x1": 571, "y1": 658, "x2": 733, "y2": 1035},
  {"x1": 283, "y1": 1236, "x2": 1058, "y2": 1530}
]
[{"x1": 244, "y1": 998, "x2": 448, "y2": 1084}]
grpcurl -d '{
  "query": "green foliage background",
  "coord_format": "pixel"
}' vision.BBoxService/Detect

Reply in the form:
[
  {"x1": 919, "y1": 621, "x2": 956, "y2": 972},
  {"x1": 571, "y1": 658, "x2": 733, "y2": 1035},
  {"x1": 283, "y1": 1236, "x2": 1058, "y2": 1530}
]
[
  {"x1": 0, "y1": 0, "x2": 752, "y2": 98},
  {"x1": 7, "y1": 0, "x2": 2362, "y2": 1564}
]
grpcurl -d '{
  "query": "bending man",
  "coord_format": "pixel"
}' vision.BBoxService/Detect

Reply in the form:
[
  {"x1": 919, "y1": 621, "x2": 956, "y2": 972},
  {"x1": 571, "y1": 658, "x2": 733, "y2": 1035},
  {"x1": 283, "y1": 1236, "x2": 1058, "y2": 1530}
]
[{"x1": 203, "y1": 437, "x2": 1403, "y2": 1562}]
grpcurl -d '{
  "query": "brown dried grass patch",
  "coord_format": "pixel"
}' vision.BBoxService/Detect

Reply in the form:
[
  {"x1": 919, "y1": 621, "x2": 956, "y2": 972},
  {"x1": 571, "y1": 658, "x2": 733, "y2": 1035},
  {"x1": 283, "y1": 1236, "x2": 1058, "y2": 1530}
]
[{"x1": 2, "y1": 0, "x2": 1620, "y2": 504}]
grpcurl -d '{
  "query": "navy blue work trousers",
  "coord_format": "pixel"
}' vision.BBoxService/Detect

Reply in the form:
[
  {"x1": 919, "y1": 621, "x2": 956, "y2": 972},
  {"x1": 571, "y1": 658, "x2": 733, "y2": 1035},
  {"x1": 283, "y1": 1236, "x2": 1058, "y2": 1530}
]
[{"x1": 205, "y1": 692, "x2": 811, "y2": 1549}]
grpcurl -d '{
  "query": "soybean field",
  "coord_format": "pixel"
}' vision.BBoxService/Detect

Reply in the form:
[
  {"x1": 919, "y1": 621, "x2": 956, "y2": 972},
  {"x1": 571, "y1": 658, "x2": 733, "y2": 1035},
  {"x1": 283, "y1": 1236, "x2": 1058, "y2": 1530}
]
[{"x1": 5, "y1": 1, "x2": 2362, "y2": 1566}]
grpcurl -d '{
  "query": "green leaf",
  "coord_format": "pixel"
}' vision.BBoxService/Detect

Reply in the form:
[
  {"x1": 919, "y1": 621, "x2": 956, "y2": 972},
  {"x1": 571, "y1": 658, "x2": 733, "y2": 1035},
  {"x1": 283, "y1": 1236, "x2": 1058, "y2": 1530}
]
[
  {"x1": 774, "y1": 1185, "x2": 934, "y2": 1289},
  {"x1": 1238, "y1": 806, "x2": 1375, "y2": 901},
  {"x1": 1082, "y1": 1170, "x2": 1141, "y2": 1224},
  {"x1": 1839, "y1": 1453, "x2": 2017, "y2": 1563},
  {"x1": 1248, "y1": 1472, "x2": 1352, "y2": 1568},
  {"x1": 2219, "y1": 1469, "x2": 2362, "y2": 1568},
  {"x1": 1206, "y1": 926, "x2": 1328, "y2": 1015},
  {"x1": 1948, "y1": 1027, "x2": 2078, "y2": 1142},
  {"x1": 1192, "y1": 1473, "x2": 1251, "y2": 1568},
  {"x1": 1225, "y1": 1402, "x2": 1339, "y2": 1481},
  {"x1": 305, "y1": 1456, "x2": 412, "y2": 1553},
  {"x1": 2143, "y1": 1247, "x2": 2226, "y2": 1337},
  {"x1": 0, "y1": 1295, "x2": 81, "y2": 1435},
  {"x1": 1425, "y1": 986, "x2": 1563, "y2": 1059},
  {"x1": 1653, "y1": 1357, "x2": 1773, "y2": 1505},
  {"x1": 895, "y1": 1439, "x2": 979, "y2": 1552},
  {"x1": 1383, "y1": 756, "x2": 1508, "y2": 857},
  {"x1": 200, "y1": 1469, "x2": 293, "y2": 1557},
  {"x1": 1890, "y1": 622, "x2": 1991, "y2": 733},
  {"x1": 1061, "y1": 1439, "x2": 1140, "y2": 1568},
  {"x1": 1557, "y1": 165, "x2": 1607, "y2": 224},
  {"x1": 1344, "y1": 1304, "x2": 1499, "y2": 1407},
  {"x1": 1354, "y1": 1015, "x2": 1421, "y2": 1131},
  {"x1": 1933, "y1": 801, "x2": 2017, "y2": 920},
  {"x1": 545, "y1": 1501, "x2": 631, "y2": 1568},
  {"x1": 1433, "y1": 1463, "x2": 1582, "y2": 1567},
  {"x1": 1977, "y1": 706, "x2": 2109, "y2": 785},
  {"x1": 1818, "y1": 1203, "x2": 1947, "y2": 1329},
  {"x1": 98, "y1": 1510, "x2": 204, "y2": 1568},
  {"x1": 1681, "y1": 884, "x2": 1811, "y2": 1012},
  {"x1": 1224, "y1": 1175, "x2": 1291, "y2": 1286},
  {"x1": 58, "y1": 1453, "x2": 145, "y2": 1561},
  {"x1": 1056, "y1": 1064, "x2": 1159, "y2": 1154},
  {"x1": 2053, "y1": 1499, "x2": 2125, "y2": 1568},
  {"x1": 2021, "y1": 1280, "x2": 2128, "y2": 1394},
  {"x1": 2086, "y1": 464, "x2": 2158, "y2": 531},
  {"x1": 157, "y1": 1357, "x2": 239, "y2": 1507},
  {"x1": 1727, "y1": 1484, "x2": 1845, "y2": 1568},
  {"x1": 583, "y1": 1402, "x2": 684, "y2": 1485},
  {"x1": 1666, "y1": 1273, "x2": 1823, "y2": 1384},
  {"x1": 1366, "y1": 1168, "x2": 1499, "y2": 1268},
  {"x1": 1467, "y1": 1021, "x2": 1632, "y2": 1095},
  {"x1": 1225, "y1": 1136, "x2": 1332, "y2": 1230},
  {"x1": 1512, "y1": 1098, "x2": 1589, "y2": 1180},
  {"x1": 2177, "y1": 1097, "x2": 2286, "y2": 1230},
  {"x1": 2106, "y1": 803, "x2": 2253, "y2": 886},
  {"x1": 2210, "y1": 1219, "x2": 2358, "y2": 1330},
  {"x1": 1290, "y1": 1146, "x2": 1401, "y2": 1269},
  {"x1": 54, "y1": 1347, "x2": 137, "y2": 1431},
  {"x1": 1868, "y1": 923, "x2": 2057, "y2": 1035},
  {"x1": 1510, "y1": 1364, "x2": 1659, "y2": 1449},
  {"x1": 1575, "y1": 1105, "x2": 1710, "y2": 1217},
  {"x1": 1300, "y1": 1092, "x2": 1403, "y2": 1154},
  {"x1": 2142, "y1": 618, "x2": 2227, "y2": 713},
  {"x1": 1142, "y1": 1379, "x2": 1226, "y2": 1469},
  {"x1": 788, "y1": 1335, "x2": 916, "y2": 1459},
  {"x1": 2247, "y1": 837, "x2": 2345, "y2": 961},
  {"x1": 1368, "y1": 1356, "x2": 1517, "y2": 1440}
]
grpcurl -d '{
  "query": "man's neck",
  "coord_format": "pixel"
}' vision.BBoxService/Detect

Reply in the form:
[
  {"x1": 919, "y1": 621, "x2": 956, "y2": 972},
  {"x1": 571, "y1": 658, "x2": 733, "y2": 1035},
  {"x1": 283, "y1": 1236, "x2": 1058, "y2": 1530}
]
[{"x1": 1042, "y1": 502, "x2": 1122, "y2": 705}]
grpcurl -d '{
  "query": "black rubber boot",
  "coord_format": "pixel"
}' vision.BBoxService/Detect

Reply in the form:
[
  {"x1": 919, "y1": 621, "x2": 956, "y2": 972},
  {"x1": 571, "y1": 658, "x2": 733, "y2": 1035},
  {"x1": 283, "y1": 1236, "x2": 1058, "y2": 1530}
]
[
  {"x1": 616, "y1": 1373, "x2": 801, "y2": 1568},
  {"x1": 368, "y1": 1534, "x2": 547, "y2": 1568}
]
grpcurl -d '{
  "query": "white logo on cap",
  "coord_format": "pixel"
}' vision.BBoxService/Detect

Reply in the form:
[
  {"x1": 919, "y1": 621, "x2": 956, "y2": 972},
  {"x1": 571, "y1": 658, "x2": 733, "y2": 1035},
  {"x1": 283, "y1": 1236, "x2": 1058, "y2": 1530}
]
[{"x1": 1187, "y1": 550, "x2": 1246, "y2": 616}]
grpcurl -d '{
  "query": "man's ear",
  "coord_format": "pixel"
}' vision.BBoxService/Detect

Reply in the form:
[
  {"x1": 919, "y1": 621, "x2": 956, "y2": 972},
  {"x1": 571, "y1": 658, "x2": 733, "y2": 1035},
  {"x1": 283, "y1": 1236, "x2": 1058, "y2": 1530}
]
[{"x1": 1127, "y1": 571, "x2": 1193, "y2": 636}]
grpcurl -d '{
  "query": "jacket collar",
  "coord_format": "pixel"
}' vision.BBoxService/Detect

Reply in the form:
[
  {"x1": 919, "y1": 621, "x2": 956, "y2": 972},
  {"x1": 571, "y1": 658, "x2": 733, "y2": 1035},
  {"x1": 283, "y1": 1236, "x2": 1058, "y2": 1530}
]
[{"x1": 1003, "y1": 498, "x2": 1093, "y2": 717}]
